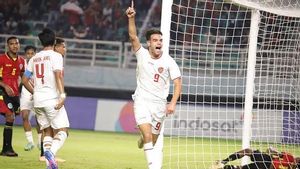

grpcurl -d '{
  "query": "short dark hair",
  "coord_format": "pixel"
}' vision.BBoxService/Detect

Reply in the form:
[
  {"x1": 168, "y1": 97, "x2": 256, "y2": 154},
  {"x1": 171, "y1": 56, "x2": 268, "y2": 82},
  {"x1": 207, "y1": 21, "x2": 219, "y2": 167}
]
[
  {"x1": 55, "y1": 37, "x2": 65, "y2": 46},
  {"x1": 7, "y1": 36, "x2": 18, "y2": 44},
  {"x1": 38, "y1": 28, "x2": 56, "y2": 47},
  {"x1": 24, "y1": 45, "x2": 37, "y2": 53},
  {"x1": 145, "y1": 29, "x2": 163, "y2": 41}
]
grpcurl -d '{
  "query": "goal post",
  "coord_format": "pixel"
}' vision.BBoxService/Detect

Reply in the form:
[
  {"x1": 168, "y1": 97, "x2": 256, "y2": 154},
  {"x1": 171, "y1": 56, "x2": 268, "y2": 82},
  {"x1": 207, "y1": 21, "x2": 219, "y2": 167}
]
[
  {"x1": 161, "y1": 0, "x2": 300, "y2": 168},
  {"x1": 242, "y1": 8, "x2": 259, "y2": 151}
]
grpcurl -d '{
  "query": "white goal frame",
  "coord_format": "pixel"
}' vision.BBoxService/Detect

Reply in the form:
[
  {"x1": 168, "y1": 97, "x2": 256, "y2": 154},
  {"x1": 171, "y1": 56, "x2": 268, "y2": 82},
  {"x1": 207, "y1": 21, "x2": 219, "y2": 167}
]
[{"x1": 161, "y1": 0, "x2": 300, "y2": 168}]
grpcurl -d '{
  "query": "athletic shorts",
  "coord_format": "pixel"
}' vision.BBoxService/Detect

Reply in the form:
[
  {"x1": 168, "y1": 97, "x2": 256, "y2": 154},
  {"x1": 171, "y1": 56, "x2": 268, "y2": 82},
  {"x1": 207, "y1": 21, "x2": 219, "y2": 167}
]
[
  {"x1": 0, "y1": 99, "x2": 12, "y2": 115},
  {"x1": 241, "y1": 150, "x2": 272, "y2": 169},
  {"x1": 133, "y1": 97, "x2": 166, "y2": 135},
  {"x1": 20, "y1": 95, "x2": 33, "y2": 111},
  {"x1": 0, "y1": 95, "x2": 20, "y2": 115},
  {"x1": 34, "y1": 105, "x2": 70, "y2": 130}
]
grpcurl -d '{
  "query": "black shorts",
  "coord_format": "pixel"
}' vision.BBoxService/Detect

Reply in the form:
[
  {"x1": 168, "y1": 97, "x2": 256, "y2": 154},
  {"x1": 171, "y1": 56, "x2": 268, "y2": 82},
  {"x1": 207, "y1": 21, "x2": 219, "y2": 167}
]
[
  {"x1": 3, "y1": 94, "x2": 20, "y2": 113},
  {"x1": 0, "y1": 86, "x2": 20, "y2": 114},
  {"x1": 241, "y1": 150, "x2": 272, "y2": 169}
]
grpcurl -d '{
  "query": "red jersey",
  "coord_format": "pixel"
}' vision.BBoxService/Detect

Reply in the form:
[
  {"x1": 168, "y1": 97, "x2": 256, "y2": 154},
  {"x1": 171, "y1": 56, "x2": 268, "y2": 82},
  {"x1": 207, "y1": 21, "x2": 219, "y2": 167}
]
[
  {"x1": 272, "y1": 152, "x2": 295, "y2": 169},
  {"x1": 0, "y1": 53, "x2": 25, "y2": 96}
]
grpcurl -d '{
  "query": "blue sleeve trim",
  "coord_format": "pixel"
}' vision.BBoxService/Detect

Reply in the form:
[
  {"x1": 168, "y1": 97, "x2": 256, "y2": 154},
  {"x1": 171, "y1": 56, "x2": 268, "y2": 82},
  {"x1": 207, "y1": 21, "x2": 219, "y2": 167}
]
[{"x1": 24, "y1": 70, "x2": 32, "y2": 78}]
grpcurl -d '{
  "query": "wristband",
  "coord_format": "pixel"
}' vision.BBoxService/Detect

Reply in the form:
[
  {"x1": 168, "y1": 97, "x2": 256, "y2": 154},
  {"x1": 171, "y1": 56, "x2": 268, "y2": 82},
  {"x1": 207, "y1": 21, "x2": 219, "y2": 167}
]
[{"x1": 60, "y1": 93, "x2": 66, "y2": 99}]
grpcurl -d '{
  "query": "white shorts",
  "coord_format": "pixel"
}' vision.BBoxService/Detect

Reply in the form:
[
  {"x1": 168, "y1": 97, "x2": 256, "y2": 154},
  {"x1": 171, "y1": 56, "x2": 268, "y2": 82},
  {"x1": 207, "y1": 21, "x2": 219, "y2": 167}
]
[
  {"x1": 34, "y1": 105, "x2": 70, "y2": 130},
  {"x1": 20, "y1": 96, "x2": 34, "y2": 111},
  {"x1": 133, "y1": 97, "x2": 166, "y2": 134}
]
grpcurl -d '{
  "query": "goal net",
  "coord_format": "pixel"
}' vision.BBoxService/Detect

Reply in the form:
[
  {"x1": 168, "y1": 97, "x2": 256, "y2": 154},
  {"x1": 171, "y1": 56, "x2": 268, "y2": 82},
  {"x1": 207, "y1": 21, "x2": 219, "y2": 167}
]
[{"x1": 161, "y1": 0, "x2": 300, "y2": 168}]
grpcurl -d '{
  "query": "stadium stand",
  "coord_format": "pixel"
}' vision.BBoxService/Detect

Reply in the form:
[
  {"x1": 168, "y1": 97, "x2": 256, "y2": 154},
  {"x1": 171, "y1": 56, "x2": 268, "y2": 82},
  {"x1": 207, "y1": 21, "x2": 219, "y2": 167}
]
[
  {"x1": 0, "y1": 0, "x2": 151, "y2": 42},
  {"x1": 0, "y1": 0, "x2": 251, "y2": 73}
]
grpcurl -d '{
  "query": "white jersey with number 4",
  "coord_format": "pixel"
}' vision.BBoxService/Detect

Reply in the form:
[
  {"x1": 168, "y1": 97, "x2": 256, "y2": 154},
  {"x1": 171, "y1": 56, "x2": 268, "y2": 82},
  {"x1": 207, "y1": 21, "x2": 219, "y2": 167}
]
[
  {"x1": 133, "y1": 47, "x2": 181, "y2": 101},
  {"x1": 26, "y1": 50, "x2": 63, "y2": 107}
]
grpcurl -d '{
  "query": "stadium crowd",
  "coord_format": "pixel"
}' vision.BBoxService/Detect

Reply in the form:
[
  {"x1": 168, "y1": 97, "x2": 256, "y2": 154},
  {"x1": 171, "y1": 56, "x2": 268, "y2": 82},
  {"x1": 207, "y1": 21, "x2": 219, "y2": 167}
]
[
  {"x1": 0, "y1": 0, "x2": 154, "y2": 41},
  {"x1": 0, "y1": 0, "x2": 251, "y2": 48},
  {"x1": 171, "y1": 0, "x2": 250, "y2": 48}
]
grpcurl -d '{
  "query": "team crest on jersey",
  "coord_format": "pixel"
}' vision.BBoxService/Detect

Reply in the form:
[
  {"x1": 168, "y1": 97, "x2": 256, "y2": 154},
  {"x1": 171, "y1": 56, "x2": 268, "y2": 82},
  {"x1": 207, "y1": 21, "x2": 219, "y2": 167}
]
[
  {"x1": 158, "y1": 67, "x2": 164, "y2": 73},
  {"x1": 19, "y1": 64, "x2": 24, "y2": 69}
]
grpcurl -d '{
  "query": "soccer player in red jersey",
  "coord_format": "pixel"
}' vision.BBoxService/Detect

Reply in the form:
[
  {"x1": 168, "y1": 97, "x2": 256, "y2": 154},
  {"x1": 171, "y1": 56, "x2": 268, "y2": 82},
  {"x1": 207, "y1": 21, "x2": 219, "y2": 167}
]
[
  {"x1": 0, "y1": 36, "x2": 26, "y2": 157},
  {"x1": 270, "y1": 150, "x2": 298, "y2": 169}
]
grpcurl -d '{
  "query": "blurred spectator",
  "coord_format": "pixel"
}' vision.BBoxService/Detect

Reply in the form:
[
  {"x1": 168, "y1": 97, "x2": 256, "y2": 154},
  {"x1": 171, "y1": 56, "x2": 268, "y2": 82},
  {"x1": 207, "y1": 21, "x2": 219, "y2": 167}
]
[
  {"x1": 102, "y1": 1, "x2": 113, "y2": 23},
  {"x1": 149, "y1": 4, "x2": 161, "y2": 28},
  {"x1": 5, "y1": 17, "x2": 18, "y2": 34},
  {"x1": 83, "y1": 0, "x2": 101, "y2": 27},
  {"x1": 0, "y1": 0, "x2": 253, "y2": 49},
  {"x1": 29, "y1": 0, "x2": 46, "y2": 20},
  {"x1": 60, "y1": 0, "x2": 83, "y2": 26},
  {"x1": 70, "y1": 25, "x2": 89, "y2": 39},
  {"x1": 47, "y1": 0, "x2": 60, "y2": 27},
  {"x1": 18, "y1": 0, "x2": 31, "y2": 20}
]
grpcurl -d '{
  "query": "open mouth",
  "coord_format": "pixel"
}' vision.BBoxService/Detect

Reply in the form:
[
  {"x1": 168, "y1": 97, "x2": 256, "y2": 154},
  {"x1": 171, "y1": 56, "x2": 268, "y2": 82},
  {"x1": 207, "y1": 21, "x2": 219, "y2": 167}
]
[{"x1": 156, "y1": 47, "x2": 161, "y2": 50}]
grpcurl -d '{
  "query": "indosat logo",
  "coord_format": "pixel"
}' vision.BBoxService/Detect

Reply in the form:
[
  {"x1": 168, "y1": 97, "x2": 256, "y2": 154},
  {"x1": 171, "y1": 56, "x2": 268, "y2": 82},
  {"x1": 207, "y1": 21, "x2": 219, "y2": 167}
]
[
  {"x1": 115, "y1": 101, "x2": 138, "y2": 133},
  {"x1": 172, "y1": 115, "x2": 243, "y2": 133}
]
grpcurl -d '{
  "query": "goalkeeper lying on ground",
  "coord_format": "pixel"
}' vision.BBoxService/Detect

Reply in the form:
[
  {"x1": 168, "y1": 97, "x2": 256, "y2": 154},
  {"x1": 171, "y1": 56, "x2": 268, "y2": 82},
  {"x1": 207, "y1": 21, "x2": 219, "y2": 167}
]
[{"x1": 211, "y1": 147, "x2": 300, "y2": 169}]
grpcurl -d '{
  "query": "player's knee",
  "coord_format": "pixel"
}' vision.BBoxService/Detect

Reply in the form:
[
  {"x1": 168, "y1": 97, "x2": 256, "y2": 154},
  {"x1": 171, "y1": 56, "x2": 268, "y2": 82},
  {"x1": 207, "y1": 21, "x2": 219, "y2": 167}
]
[
  {"x1": 143, "y1": 133, "x2": 153, "y2": 143},
  {"x1": 44, "y1": 127, "x2": 54, "y2": 136},
  {"x1": 54, "y1": 128, "x2": 68, "y2": 136},
  {"x1": 5, "y1": 113, "x2": 15, "y2": 122},
  {"x1": 55, "y1": 131, "x2": 67, "y2": 139}
]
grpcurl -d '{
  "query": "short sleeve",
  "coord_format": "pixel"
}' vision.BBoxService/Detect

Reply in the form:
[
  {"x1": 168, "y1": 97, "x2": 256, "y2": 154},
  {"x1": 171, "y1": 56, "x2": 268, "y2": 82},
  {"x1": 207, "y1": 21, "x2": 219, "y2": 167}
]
[
  {"x1": 135, "y1": 46, "x2": 147, "y2": 62},
  {"x1": 52, "y1": 53, "x2": 63, "y2": 71},
  {"x1": 26, "y1": 57, "x2": 33, "y2": 73},
  {"x1": 169, "y1": 58, "x2": 181, "y2": 80}
]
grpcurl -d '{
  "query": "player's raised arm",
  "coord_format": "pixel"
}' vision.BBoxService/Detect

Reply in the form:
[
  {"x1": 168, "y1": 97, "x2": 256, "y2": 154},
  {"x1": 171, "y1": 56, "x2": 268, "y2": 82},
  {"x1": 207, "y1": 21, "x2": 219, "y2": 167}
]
[{"x1": 126, "y1": 1, "x2": 141, "y2": 52}]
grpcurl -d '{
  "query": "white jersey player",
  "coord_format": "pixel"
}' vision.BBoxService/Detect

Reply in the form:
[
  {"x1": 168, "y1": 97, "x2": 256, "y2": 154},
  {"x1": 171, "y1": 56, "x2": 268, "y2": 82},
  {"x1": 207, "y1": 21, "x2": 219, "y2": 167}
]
[
  {"x1": 133, "y1": 46, "x2": 181, "y2": 133},
  {"x1": 22, "y1": 28, "x2": 69, "y2": 169},
  {"x1": 26, "y1": 49, "x2": 69, "y2": 130},
  {"x1": 126, "y1": 2, "x2": 182, "y2": 169},
  {"x1": 20, "y1": 45, "x2": 43, "y2": 152}
]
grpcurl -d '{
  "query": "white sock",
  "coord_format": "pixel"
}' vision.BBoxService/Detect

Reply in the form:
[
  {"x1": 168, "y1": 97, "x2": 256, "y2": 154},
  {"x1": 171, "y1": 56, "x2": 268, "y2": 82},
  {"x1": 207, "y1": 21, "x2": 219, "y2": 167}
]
[
  {"x1": 154, "y1": 134, "x2": 164, "y2": 169},
  {"x1": 144, "y1": 142, "x2": 155, "y2": 169},
  {"x1": 43, "y1": 136, "x2": 53, "y2": 151},
  {"x1": 43, "y1": 136, "x2": 53, "y2": 167},
  {"x1": 25, "y1": 131, "x2": 34, "y2": 144},
  {"x1": 51, "y1": 131, "x2": 67, "y2": 155}
]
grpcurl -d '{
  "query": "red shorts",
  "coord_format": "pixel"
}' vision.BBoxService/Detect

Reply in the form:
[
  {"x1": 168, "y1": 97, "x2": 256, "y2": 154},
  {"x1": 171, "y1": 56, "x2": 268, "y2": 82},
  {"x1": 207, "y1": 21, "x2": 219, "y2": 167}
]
[{"x1": 0, "y1": 99, "x2": 13, "y2": 114}]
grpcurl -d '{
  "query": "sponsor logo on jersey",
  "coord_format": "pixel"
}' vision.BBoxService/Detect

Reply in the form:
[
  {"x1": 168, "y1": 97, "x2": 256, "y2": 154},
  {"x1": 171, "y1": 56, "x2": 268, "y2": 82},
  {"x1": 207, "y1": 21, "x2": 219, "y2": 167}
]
[{"x1": 5, "y1": 64, "x2": 12, "y2": 67}]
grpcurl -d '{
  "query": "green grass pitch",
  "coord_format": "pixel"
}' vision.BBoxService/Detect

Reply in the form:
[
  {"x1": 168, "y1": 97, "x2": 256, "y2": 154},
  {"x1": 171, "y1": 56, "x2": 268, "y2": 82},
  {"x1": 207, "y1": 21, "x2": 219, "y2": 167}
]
[
  {"x1": 0, "y1": 126, "x2": 146, "y2": 169},
  {"x1": 0, "y1": 126, "x2": 299, "y2": 169}
]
